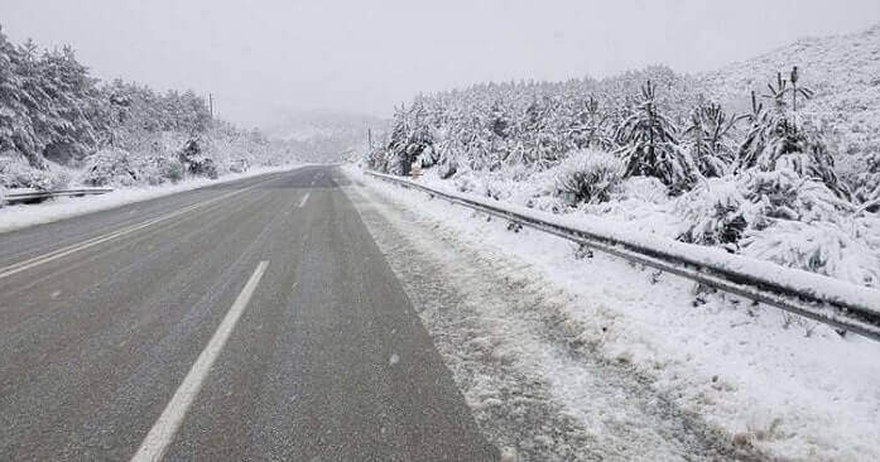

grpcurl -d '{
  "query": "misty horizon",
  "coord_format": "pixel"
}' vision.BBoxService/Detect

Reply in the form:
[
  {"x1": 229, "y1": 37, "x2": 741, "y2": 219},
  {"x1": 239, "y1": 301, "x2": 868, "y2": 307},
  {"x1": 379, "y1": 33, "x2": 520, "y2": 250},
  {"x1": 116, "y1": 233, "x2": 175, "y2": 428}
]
[{"x1": 2, "y1": 1, "x2": 879, "y2": 128}]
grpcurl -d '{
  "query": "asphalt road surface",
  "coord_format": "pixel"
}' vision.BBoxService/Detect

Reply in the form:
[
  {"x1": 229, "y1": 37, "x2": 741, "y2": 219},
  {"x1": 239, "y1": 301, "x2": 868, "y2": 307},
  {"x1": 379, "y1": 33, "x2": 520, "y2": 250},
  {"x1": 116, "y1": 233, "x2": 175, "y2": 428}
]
[{"x1": 0, "y1": 166, "x2": 499, "y2": 461}]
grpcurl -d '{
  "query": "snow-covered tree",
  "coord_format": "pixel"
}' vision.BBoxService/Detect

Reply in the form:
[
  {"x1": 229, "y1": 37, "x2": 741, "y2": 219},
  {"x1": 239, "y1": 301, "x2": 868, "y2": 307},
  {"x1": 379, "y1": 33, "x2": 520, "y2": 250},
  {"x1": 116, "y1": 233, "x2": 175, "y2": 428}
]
[
  {"x1": 614, "y1": 80, "x2": 697, "y2": 193},
  {"x1": 683, "y1": 101, "x2": 742, "y2": 178},
  {"x1": 735, "y1": 68, "x2": 847, "y2": 199},
  {"x1": 1, "y1": 29, "x2": 284, "y2": 189},
  {"x1": 383, "y1": 103, "x2": 434, "y2": 175}
]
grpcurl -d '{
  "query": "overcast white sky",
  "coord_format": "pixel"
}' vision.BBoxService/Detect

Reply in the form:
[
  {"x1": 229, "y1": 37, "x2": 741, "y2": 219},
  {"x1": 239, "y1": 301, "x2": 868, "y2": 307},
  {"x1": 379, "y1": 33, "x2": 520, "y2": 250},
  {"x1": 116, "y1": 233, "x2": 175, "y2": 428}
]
[{"x1": 1, "y1": 1, "x2": 878, "y2": 127}]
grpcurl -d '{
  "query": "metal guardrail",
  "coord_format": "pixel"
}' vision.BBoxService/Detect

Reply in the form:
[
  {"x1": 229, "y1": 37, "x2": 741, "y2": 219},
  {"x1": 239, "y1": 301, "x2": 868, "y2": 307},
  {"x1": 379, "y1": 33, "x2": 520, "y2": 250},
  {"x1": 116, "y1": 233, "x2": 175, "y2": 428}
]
[
  {"x1": 365, "y1": 170, "x2": 880, "y2": 342},
  {"x1": 4, "y1": 188, "x2": 114, "y2": 205}
]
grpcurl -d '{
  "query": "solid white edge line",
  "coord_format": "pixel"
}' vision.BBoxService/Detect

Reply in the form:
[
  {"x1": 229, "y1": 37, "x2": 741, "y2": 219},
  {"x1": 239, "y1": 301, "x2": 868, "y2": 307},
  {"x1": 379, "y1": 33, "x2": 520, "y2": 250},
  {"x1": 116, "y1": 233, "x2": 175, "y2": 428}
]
[
  {"x1": 298, "y1": 192, "x2": 310, "y2": 208},
  {"x1": 131, "y1": 260, "x2": 269, "y2": 462}
]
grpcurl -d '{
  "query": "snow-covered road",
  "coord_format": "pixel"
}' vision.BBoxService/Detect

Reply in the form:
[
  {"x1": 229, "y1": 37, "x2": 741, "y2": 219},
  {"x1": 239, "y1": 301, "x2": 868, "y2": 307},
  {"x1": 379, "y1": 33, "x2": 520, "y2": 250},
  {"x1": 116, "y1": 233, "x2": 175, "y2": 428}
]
[
  {"x1": 346, "y1": 166, "x2": 880, "y2": 461},
  {"x1": 346, "y1": 179, "x2": 753, "y2": 460},
  {"x1": 0, "y1": 166, "x2": 498, "y2": 460}
]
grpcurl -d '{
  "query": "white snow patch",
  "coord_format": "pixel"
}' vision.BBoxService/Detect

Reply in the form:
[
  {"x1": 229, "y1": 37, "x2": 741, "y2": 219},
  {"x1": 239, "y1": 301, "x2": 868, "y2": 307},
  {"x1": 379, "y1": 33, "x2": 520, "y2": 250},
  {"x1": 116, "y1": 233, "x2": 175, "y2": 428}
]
[{"x1": 348, "y1": 165, "x2": 880, "y2": 461}]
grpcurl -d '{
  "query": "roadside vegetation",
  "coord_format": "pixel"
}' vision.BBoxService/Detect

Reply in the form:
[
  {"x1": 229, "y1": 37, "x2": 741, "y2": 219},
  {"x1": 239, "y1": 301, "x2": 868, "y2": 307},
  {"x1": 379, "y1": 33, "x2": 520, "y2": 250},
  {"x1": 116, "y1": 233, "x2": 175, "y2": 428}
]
[
  {"x1": 366, "y1": 26, "x2": 880, "y2": 288},
  {"x1": 0, "y1": 26, "x2": 291, "y2": 197}
]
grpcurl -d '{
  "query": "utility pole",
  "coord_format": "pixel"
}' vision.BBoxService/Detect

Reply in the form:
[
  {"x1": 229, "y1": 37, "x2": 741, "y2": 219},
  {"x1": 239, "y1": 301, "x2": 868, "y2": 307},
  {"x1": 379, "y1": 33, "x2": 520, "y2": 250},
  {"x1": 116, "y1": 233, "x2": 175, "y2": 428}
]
[
  {"x1": 209, "y1": 93, "x2": 214, "y2": 118},
  {"x1": 368, "y1": 128, "x2": 373, "y2": 150}
]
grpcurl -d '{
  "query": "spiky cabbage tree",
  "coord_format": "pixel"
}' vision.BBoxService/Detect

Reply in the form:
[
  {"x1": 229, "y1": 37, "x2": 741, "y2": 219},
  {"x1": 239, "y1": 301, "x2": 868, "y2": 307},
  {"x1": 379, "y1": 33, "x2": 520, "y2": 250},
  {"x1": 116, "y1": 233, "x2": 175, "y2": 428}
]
[
  {"x1": 615, "y1": 80, "x2": 697, "y2": 193},
  {"x1": 569, "y1": 96, "x2": 612, "y2": 151},
  {"x1": 684, "y1": 101, "x2": 742, "y2": 178},
  {"x1": 735, "y1": 67, "x2": 848, "y2": 198}
]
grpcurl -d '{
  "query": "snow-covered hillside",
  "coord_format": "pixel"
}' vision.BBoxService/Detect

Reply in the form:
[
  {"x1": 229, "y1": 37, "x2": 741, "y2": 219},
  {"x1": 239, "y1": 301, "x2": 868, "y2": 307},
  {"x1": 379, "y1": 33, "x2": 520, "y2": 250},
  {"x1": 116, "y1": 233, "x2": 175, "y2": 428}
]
[
  {"x1": 366, "y1": 24, "x2": 880, "y2": 290},
  {"x1": 699, "y1": 24, "x2": 880, "y2": 202}
]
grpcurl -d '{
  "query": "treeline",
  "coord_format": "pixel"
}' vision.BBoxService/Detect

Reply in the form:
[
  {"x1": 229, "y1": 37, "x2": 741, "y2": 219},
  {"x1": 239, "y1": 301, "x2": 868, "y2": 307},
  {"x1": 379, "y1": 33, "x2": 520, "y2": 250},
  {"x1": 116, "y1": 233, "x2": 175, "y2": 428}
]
[
  {"x1": 0, "y1": 26, "x2": 287, "y2": 191},
  {"x1": 368, "y1": 65, "x2": 880, "y2": 287},
  {"x1": 370, "y1": 65, "x2": 854, "y2": 199}
]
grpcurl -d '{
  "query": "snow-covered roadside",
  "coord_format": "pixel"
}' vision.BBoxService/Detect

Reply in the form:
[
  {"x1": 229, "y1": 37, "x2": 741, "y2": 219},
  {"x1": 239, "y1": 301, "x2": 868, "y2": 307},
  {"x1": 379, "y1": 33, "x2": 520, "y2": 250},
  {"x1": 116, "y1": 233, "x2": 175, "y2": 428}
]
[
  {"x1": 344, "y1": 165, "x2": 880, "y2": 461},
  {"x1": 343, "y1": 176, "x2": 750, "y2": 461},
  {"x1": 0, "y1": 164, "x2": 307, "y2": 234}
]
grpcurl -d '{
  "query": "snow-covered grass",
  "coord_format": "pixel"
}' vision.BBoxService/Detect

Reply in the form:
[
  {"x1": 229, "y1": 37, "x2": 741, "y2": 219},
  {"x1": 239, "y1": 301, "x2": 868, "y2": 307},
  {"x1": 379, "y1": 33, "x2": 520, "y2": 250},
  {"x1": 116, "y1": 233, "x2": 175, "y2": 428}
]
[
  {"x1": 347, "y1": 164, "x2": 880, "y2": 461},
  {"x1": 0, "y1": 164, "x2": 305, "y2": 234}
]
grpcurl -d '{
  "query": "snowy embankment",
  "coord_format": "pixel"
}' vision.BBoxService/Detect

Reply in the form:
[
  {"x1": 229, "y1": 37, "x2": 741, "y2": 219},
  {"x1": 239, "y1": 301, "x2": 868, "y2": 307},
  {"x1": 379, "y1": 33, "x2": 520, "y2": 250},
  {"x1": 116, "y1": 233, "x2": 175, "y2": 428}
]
[
  {"x1": 365, "y1": 171, "x2": 880, "y2": 319},
  {"x1": 346, "y1": 165, "x2": 880, "y2": 461},
  {"x1": 0, "y1": 164, "x2": 304, "y2": 234}
]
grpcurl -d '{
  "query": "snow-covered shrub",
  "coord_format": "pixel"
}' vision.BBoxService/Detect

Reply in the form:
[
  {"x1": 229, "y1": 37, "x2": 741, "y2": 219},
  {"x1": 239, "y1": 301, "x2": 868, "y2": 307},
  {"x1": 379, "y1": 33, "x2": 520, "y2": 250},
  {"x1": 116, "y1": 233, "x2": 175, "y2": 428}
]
[
  {"x1": 228, "y1": 159, "x2": 249, "y2": 174},
  {"x1": 672, "y1": 164, "x2": 879, "y2": 286},
  {"x1": 618, "y1": 176, "x2": 669, "y2": 205},
  {"x1": 615, "y1": 80, "x2": 699, "y2": 194},
  {"x1": 366, "y1": 145, "x2": 389, "y2": 173},
  {"x1": 165, "y1": 161, "x2": 184, "y2": 183},
  {"x1": 741, "y1": 219, "x2": 880, "y2": 287},
  {"x1": 676, "y1": 176, "x2": 749, "y2": 247},
  {"x1": 554, "y1": 149, "x2": 624, "y2": 204},
  {"x1": 676, "y1": 168, "x2": 852, "y2": 249},
  {"x1": 683, "y1": 102, "x2": 741, "y2": 178},
  {"x1": 735, "y1": 70, "x2": 848, "y2": 198},
  {"x1": 484, "y1": 178, "x2": 514, "y2": 201},
  {"x1": 852, "y1": 173, "x2": 880, "y2": 213},
  {"x1": 48, "y1": 169, "x2": 72, "y2": 191},
  {"x1": 454, "y1": 175, "x2": 479, "y2": 194},
  {"x1": 136, "y1": 156, "x2": 185, "y2": 185},
  {"x1": 177, "y1": 139, "x2": 218, "y2": 179},
  {"x1": 848, "y1": 151, "x2": 880, "y2": 212},
  {"x1": 0, "y1": 154, "x2": 54, "y2": 189},
  {"x1": 437, "y1": 159, "x2": 458, "y2": 179},
  {"x1": 82, "y1": 148, "x2": 139, "y2": 186},
  {"x1": 742, "y1": 169, "x2": 851, "y2": 224}
]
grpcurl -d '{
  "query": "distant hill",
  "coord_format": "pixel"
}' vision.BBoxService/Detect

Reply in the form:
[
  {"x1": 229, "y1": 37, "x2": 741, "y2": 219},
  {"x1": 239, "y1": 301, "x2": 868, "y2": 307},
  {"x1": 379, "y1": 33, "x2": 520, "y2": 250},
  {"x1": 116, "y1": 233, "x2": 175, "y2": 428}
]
[
  {"x1": 698, "y1": 24, "x2": 880, "y2": 179},
  {"x1": 262, "y1": 110, "x2": 388, "y2": 163},
  {"x1": 366, "y1": 23, "x2": 880, "y2": 287}
]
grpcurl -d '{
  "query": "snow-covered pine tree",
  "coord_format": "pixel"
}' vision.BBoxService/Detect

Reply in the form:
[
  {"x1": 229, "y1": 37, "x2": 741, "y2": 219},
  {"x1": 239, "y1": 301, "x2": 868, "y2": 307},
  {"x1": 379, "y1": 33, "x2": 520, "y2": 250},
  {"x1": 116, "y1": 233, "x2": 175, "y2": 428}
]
[
  {"x1": 1, "y1": 35, "x2": 45, "y2": 170},
  {"x1": 851, "y1": 151, "x2": 880, "y2": 213},
  {"x1": 0, "y1": 31, "x2": 102, "y2": 174},
  {"x1": 568, "y1": 96, "x2": 611, "y2": 152},
  {"x1": 383, "y1": 103, "x2": 434, "y2": 175},
  {"x1": 0, "y1": 27, "x2": 30, "y2": 165},
  {"x1": 587, "y1": 95, "x2": 614, "y2": 150},
  {"x1": 683, "y1": 101, "x2": 742, "y2": 178},
  {"x1": 734, "y1": 90, "x2": 769, "y2": 176},
  {"x1": 614, "y1": 80, "x2": 697, "y2": 193},
  {"x1": 2, "y1": 30, "x2": 281, "y2": 189},
  {"x1": 38, "y1": 45, "x2": 101, "y2": 166},
  {"x1": 735, "y1": 67, "x2": 848, "y2": 198}
]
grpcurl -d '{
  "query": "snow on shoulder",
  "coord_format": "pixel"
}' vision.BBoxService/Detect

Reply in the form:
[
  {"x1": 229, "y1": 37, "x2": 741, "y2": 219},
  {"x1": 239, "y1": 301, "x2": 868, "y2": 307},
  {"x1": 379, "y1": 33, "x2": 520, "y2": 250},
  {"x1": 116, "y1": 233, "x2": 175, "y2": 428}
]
[
  {"x1": 350, "y1": 165, "x2": 880, "y2": 461},
  {"x1": 0, "y1": 165, "x2": 304, "y2": 234}
]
